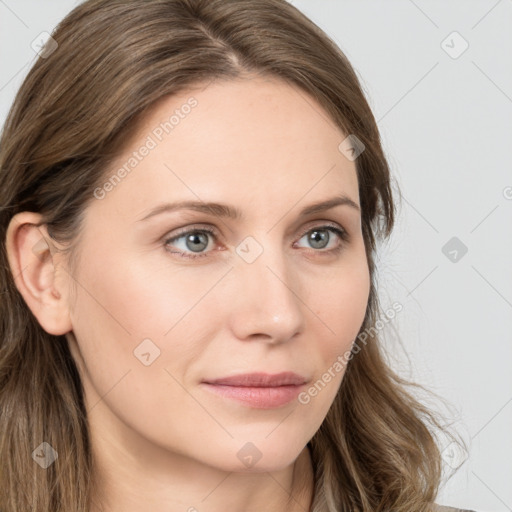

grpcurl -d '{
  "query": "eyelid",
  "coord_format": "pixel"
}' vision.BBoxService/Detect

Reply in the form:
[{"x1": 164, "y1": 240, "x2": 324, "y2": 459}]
[
  {"x1": 164, "y1": 223, "x2": 219, "y2": 241},
  {"x1": 166, "y1": 219, "x2": 346, "y2": 239},
  {"x1": 296, "y1": 220, "x2": 346, "y2": 239}
]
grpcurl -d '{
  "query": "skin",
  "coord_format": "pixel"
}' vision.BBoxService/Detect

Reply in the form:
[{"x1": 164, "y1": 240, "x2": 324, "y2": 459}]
[{"x1": 6, "y1": 75, "x2": 370, "y2": 512}]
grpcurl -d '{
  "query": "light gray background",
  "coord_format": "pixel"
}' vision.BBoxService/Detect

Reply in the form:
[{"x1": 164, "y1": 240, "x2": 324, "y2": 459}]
[{"x1": 1, "y1": 1, "x2": 511, "y2": 510}]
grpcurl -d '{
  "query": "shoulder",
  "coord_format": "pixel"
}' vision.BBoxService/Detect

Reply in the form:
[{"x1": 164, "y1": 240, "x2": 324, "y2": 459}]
[{"x1": 435, "y1": 505, "x2": 478, "y2": 512}]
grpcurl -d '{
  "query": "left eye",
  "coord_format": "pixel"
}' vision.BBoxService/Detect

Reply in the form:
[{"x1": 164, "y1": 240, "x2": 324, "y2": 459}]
[{"x1": 164, "y1": 224, "x2": 348, "y2": 260}]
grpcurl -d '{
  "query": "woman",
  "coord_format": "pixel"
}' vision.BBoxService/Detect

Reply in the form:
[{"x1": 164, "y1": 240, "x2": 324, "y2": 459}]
[{"x1": 0, "y1": 0, "x2": 475, "y2": 511}]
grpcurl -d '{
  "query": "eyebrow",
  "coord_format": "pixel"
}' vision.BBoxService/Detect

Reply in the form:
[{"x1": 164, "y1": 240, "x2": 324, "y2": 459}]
[{"x1": 137, "y1": 195, "x2": 360, "y2": 223}]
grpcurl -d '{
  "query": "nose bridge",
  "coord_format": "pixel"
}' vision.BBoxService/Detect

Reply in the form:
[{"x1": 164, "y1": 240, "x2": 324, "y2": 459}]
[{"x1": 230, "y1": 233, "x2": 305, "y2": 342}]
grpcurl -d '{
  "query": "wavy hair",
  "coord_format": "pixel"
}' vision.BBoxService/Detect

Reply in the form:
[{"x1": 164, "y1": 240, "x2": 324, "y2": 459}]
[{"x1": 0, "y1": 0, "x2": 463, "y2": 510}]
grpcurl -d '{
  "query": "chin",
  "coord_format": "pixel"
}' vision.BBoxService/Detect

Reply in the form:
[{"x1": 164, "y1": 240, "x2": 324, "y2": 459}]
[{"x1": 219, "y1": 434, "x2": 308, "y2": 473}]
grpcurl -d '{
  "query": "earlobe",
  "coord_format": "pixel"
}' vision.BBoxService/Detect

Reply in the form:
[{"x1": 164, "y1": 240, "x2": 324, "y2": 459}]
[{"x1": 5, "y1": 212, "x2": 73, "y2": 336}]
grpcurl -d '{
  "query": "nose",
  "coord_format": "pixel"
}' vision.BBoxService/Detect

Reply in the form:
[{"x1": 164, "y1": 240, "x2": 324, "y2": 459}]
[{"x1": 227, "y1": 241, "x2": 306, "y2": 345}]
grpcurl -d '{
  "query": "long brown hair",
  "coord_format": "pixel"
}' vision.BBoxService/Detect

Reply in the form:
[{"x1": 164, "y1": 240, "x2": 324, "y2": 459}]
[{"x1": 0, "y1": 1, "x2": 463, "y2": 510}]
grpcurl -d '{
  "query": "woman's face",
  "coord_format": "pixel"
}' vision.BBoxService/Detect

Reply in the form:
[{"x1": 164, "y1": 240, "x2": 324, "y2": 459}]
[{"x1": 64, "y1": 76, "x2": 370, "y2": 473}]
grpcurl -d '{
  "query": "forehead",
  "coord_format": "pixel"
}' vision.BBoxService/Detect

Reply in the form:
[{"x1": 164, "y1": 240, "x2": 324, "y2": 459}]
[{"x1": 95, "y1": 76, "x2": 359, "y2": 220}]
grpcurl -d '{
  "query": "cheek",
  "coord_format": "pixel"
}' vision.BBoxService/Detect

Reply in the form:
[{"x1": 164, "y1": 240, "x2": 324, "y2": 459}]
[
  {"x1": 305, "y1": 253, "x2": 370, "y2": 401},
  {"x1": 295, "y1": 263, "x2": 369, "y2": 433},
  {"x1": 322, "y1": 253, "x2": 370, "y2": 345},
  {"x1": 67, "y1": 250, "x2": 230, "y2": 394},
  {"x1": 67, "y1": 258, "x2": 213, "y2": 446},
  {"x1": 71, "y1": 242, "x2": 226, "y2": 339}
]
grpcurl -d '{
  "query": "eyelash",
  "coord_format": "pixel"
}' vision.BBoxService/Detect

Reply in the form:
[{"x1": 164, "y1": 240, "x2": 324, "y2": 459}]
[{"x1": 163, "y1": 223, "x2": 349, "y2": 260}]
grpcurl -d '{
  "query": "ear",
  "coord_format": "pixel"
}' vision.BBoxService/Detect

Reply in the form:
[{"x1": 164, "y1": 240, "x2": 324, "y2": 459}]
[{"x1": 5, "y1": 212, "x2": 73, "y2": 336}]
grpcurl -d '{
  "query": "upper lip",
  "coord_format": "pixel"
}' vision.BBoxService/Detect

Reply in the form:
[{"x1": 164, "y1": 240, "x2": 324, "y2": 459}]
[{"x1": 203, "y1": 372, "x2": 308, "y2": 387}]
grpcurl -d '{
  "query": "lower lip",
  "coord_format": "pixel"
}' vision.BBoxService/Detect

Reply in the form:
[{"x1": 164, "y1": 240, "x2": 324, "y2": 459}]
[{"x1": 201, "y1": 383, "x2": 304, "y2": 409}]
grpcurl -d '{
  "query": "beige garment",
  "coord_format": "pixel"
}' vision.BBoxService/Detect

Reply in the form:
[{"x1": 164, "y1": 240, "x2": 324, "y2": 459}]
[{"x1": 435, "y1": 505, "x2": 476, "y2": 512}]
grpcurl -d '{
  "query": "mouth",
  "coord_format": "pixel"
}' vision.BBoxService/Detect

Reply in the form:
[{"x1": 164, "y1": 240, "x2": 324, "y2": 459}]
[{"x1": 201, "y1": 372, "x2": 308, "y2": 409}]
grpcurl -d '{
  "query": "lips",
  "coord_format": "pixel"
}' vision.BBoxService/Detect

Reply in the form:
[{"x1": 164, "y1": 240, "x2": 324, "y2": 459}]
[
  {"x1": 201, "y1": 372, "x2": 308, "y2": 409},
  {"x1": 204, "y1": 372, "x2": 307, "y2": 387}
]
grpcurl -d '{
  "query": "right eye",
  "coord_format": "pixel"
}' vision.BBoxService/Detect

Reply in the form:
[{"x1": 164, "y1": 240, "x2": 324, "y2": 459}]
[{"x1": 163, "y1": 226, "x2": 219, "y2": 259}]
